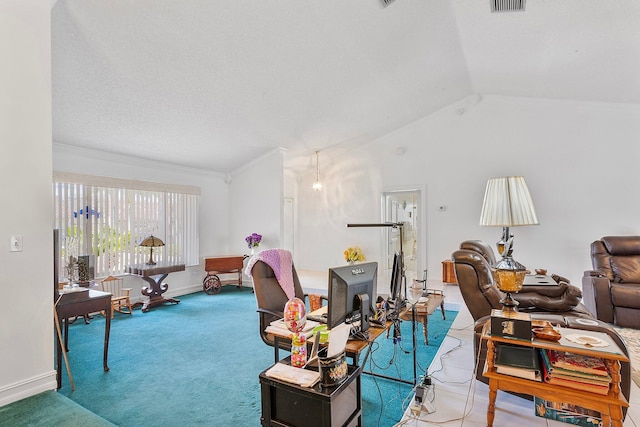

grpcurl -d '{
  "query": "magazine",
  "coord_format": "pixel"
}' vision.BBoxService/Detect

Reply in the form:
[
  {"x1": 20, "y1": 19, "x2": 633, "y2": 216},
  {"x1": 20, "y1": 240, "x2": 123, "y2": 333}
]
[{"x1": 546, "y1": 350, "x2": 608, "y2": 376}]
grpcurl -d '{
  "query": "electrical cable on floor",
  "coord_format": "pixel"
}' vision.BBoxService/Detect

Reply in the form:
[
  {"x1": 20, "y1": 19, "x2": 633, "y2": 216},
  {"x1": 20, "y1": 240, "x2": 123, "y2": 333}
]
[{"x1": 393, "y1": 322, "x2": 487, "y2": 426}]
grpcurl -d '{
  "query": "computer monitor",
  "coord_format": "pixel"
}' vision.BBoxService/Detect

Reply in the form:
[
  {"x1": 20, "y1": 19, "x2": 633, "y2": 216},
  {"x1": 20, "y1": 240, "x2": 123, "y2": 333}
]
[{"x1": 327, "y1": 262, "x2": 378, "y2": 333}]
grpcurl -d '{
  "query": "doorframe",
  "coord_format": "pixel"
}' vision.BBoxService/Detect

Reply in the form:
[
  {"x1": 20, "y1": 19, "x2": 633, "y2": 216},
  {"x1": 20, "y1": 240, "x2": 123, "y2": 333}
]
[{"x1": 380, "y1": 185, "x2": 427, "y2": 282}]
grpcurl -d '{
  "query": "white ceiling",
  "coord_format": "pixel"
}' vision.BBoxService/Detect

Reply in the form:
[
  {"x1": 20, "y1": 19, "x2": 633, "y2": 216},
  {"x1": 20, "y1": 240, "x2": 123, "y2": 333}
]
[{"x1": 51, "y1": 0, "x2": 640, "y2": 174}]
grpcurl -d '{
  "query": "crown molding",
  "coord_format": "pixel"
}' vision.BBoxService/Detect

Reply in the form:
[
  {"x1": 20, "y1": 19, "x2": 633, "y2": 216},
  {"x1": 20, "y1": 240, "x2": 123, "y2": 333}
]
[{"x1": 53, "y1": 142, "x2": 225, "y2": 179}]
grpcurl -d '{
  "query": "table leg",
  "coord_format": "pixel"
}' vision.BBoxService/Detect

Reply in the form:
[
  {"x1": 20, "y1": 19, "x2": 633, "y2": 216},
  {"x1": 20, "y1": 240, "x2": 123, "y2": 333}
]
[
  {"x1": 487, "y1": 379, "x2": 497, "y2": 427},
  {"x1": 609, "y1": 403, "x2": 624, "y2": 427},
  {"x1": 103, "y1": 303, "x2": 111, "y2": 372},
  {"x1": 422, "y1": 316, "x2": 428, "y2": 345},
  {"x1": 137, "y1": 273, "x2": 180, "y2": 312}
]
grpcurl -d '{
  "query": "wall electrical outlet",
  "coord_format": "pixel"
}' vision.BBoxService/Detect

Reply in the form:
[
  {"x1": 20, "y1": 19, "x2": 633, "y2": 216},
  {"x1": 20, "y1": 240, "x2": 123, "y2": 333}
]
[{"x1": 10, "y1": 235, "x2": 23, "y2": 252}]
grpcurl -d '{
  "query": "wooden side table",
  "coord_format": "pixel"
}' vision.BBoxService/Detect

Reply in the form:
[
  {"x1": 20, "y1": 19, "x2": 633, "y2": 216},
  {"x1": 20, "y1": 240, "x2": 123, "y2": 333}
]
[
  {"x1": 441, "y1": 260, "x2": 457, "y2": 284},
  {"x1": 400, "y1": 290, "x2": 445, "y2": 344},
  {"x1": 482, "y1": 324, "x2": 629, "y2": 427}
]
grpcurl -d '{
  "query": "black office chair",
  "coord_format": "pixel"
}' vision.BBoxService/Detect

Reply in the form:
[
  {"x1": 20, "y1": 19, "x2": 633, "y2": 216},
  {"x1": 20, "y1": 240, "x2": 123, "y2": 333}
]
[{"x1": 249, "y1": 260, "x2": 326, "y2": 362}]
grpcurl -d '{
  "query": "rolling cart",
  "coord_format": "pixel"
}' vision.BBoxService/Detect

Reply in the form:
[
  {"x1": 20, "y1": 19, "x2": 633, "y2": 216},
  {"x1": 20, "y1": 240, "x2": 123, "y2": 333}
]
[{"x1": 202, "y1": 255, "x2": 248, "y2": 295}]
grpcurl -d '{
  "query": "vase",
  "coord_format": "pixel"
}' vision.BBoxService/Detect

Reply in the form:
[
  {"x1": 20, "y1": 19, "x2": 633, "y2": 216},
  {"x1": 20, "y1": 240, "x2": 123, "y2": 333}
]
[
  {"x1": 250, "y1": 247, "x2": 256, "y2": 255},
  {"x1": 348, "y1": 261, "x2": 355, "y2": 265}
]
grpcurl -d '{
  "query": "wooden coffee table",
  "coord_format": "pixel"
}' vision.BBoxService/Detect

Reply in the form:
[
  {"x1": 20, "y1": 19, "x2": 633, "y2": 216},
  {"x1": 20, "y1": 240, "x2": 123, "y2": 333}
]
[{"x1": 400, "y1": 289, "x2": 445, "y2": 345}]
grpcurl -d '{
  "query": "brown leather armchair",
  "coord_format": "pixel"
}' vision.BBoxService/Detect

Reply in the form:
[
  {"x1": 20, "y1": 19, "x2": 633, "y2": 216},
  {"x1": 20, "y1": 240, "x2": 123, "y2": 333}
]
[
  {"x1": 452, "y1": 240, "x2": 631, "y2": 407},
  {"x1": 583, "y1": 236, "x2": 640, "y2": 329}
]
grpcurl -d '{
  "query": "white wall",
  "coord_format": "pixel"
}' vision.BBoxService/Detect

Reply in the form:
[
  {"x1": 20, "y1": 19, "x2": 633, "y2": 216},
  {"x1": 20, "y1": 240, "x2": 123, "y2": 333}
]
[
  {"x1": 0, "y1": 0, "x2": 56, "y2": 406},
  {"x1": 229, "y1": 149, "x2": 284, "y2": 282},
  {"x1": 53, "y1": 143, "x2": 229, "y2": 299},
  {"x1": 294, "y1": 95, "x2": 640, "y2": 286}
]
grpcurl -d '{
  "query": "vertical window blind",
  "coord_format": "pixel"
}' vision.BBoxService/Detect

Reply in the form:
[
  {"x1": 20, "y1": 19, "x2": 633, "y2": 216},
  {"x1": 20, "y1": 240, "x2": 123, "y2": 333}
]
[{"x1": 53, "y1": 172, "x2": 199, "y2": 278}]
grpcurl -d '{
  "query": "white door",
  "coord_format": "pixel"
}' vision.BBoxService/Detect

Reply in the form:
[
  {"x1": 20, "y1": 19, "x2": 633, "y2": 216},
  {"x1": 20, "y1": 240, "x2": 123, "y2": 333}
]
[
  {"x1": 382, "y1": 190, "x2": 422, "y2": 282},
  {"x1": 283, "y1": 197, "x2": 294, "y2": 254}
]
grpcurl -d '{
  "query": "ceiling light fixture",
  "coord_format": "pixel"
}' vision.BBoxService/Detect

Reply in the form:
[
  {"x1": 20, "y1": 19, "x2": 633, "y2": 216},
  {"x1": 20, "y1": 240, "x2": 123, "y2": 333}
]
[{"x1": 312, "y1": 151, "x2": 323, "y2": 192}]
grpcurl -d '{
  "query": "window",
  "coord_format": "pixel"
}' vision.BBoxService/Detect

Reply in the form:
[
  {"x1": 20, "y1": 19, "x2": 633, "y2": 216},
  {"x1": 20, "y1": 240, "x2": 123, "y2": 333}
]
[{"x1": 53, "y1": 172, "x2": 199, "y2": 278}]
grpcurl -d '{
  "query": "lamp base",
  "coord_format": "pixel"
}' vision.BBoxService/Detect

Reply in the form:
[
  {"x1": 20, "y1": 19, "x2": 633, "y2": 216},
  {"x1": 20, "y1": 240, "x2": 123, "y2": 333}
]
[
  {"x1": 147, "y1": 249, "x2": 156, "y2": 265},
  {"x1": 500, "y1": 291, "x2": 520, "y2": 313}
]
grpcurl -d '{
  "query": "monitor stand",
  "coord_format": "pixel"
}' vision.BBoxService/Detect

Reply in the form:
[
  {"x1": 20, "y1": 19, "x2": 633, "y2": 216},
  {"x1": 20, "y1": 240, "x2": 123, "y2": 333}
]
[{"x1": 357, "y1": 294, "x2": 370, "y2": 332}]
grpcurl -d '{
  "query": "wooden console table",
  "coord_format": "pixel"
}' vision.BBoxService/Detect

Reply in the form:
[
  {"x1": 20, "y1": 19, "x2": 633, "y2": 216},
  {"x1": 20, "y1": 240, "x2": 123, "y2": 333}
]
[
  {"x1": 128, "y1": 262, "x2": 185, "y2": 312},
  {"x1": 55, "y1": 289, "x2": 111, "y2": 389},
  {"x1": 482, "y1": 324, "x2": 629, "y2": 427}
]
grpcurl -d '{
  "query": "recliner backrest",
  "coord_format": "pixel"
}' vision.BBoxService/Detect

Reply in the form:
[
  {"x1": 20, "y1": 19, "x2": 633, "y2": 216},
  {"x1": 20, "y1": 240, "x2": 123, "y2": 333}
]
[
  {"x1": 451, "y1": 248, "x2": 503, "y2": 321},
  {"x1": 591, "y1": 236, "x2": 640, "y2": 283},
  {"x1": 459, "y1": 239, "x2": 497, "y2": 266}
]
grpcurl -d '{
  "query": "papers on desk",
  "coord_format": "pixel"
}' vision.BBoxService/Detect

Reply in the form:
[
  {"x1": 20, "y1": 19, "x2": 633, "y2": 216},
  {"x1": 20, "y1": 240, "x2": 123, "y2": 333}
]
[
  {"x1": 265, "y1": 318, "x2": 321, "y2": 338},
  {"x1": 265, "y1": 363, "x2": 320, "y2": 388}
]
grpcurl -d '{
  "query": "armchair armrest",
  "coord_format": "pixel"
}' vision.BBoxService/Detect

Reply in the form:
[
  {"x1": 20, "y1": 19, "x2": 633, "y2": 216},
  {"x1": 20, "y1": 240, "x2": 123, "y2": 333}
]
[
  {"x1": 582, "y1": 270, "x2": 614, "y2": 323},
  {"x1": 257, "y1": 307, "x2": 283, "y2": 319}
]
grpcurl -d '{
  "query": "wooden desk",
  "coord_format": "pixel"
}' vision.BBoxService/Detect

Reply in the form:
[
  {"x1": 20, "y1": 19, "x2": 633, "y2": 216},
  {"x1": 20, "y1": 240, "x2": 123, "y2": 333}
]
[
  {"x1": 259, "y1": 358, "x2": 362, "y2": 427},
  {"x1": 267, "y1": 324, "x2": 388, "y2": 367},
  {"x1": 400, "y1": 289, "x2": 445, "y2": 345},
  {"x1": 482, "y1": 324, "x2": 629, "y2": 427},
  {"x1": 55, "y1": 289, "x2": 111, "y2": 389},
  {"x1": 269, "y1": 306, "x2": 417, "y2": 385},
  {"x1": 128, "y1": 262, "x2": 185, "y2": 312}
]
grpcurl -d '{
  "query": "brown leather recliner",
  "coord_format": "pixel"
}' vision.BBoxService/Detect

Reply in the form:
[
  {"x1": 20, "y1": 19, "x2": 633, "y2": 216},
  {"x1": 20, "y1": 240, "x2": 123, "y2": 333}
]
[
  {"x1": 583, "y1": 236, "x2": 640, "y2": 329},
  {"x1": 452, "y1": 240, "x2": 631, "y2": 408}
]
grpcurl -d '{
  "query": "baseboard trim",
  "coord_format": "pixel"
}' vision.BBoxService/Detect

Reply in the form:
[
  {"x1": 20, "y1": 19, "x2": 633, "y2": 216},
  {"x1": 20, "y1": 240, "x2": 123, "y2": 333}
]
[{"x1": 0, "y1": 371, "x2": 57, "y2": 407}]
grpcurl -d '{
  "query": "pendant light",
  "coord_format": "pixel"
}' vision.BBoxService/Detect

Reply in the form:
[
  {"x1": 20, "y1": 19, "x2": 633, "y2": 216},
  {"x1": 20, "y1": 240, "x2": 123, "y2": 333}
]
[{"x1": 312, "y1": 151, "x2": 323, "y2": 191}]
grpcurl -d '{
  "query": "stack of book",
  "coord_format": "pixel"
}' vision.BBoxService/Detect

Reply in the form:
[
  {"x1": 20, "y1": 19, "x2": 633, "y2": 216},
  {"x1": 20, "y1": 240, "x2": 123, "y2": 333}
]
[
  {"x1": 494, "y1": 343, "x2": 542, "y2": 381},
  {"x1": 540, "y1": 349, "x2": 611, "y2": 395}
]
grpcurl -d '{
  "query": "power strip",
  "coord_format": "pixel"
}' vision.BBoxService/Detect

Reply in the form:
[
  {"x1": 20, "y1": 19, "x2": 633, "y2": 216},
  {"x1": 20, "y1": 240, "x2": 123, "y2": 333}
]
[{"x1": 412, "y1": 381, "x2": 436, "y2": 415}]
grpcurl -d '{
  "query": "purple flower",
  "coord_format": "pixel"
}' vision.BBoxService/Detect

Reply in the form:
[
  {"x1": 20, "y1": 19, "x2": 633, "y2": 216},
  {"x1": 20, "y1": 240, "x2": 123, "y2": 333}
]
[{"x1": 245, "y1": 232, "x2": 262, "y2": 248}]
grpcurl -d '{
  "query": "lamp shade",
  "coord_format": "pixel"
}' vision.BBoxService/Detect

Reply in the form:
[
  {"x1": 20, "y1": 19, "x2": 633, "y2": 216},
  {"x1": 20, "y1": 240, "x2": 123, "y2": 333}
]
[
  {"x1": 139, "y1": 235, "x2": 164, "y2": 265},
  {"x1": 139, "y1": 235, "x2": 165, "y2": 248},
  {"x1": 479, "y1": 176, "x2": 538, "y2": 227}
]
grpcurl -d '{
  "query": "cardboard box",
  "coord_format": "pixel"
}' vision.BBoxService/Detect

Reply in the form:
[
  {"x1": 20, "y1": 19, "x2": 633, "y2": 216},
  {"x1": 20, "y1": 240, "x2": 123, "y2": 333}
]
[
  {"x1": 534, "y1": 397, "x2": 602, "y2": 427},
  {"x1": 490, "y1": 309, "x2": 532, "y2": 341}
]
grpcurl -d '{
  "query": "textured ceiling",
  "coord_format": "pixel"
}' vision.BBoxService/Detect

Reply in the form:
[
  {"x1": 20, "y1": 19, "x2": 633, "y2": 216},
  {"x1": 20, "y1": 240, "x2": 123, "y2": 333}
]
[{"x1": 51, "y1": 0, "x2": 640, "y2": 174}]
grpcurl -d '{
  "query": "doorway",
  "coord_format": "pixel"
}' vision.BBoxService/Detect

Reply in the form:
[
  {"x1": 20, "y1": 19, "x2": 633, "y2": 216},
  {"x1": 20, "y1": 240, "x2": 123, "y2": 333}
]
[
  {"x1": 381, "y1": 189, "x2": 422, "y2": 284},
  {"x1": 283, "y1": 197, "x2": 294, "y2": 254}
]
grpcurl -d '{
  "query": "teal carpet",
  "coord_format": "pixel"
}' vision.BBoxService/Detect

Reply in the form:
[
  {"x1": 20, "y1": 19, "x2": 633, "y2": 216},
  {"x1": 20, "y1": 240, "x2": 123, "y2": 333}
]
[
  {"x1": 0, "y1": 390, "x2": 114, "y2": 426},
  {"x1": 11, "y1": 287, "x2": 456, "y2": 426}
]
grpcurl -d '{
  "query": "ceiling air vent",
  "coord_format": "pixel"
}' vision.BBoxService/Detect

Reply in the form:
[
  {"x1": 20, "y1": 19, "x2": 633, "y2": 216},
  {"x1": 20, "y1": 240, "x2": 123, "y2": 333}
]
[
  {"x1": 380, "y1": 0, "x2": 397, "y2": 7},
  {"x1": 491, "y1": 0, "x2": 526, "y2": 12}
]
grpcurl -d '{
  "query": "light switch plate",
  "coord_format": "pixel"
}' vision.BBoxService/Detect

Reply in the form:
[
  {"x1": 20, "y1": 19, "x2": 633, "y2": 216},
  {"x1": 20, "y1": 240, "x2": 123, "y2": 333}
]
[{"x1": 10, "y1": 235, "x2": 23, "y2": 252}]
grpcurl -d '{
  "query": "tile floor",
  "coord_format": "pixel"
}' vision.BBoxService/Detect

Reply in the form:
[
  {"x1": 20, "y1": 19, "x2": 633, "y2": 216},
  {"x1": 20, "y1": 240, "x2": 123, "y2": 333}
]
[{"x1": 298, "y1": 270, "x2": 639, "y2": 427}]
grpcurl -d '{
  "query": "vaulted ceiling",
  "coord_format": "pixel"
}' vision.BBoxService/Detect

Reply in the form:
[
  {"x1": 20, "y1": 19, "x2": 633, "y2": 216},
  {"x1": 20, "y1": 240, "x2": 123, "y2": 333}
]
[{"x1": 51, "y1": 0, "x2": 640, "y2": 174}]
